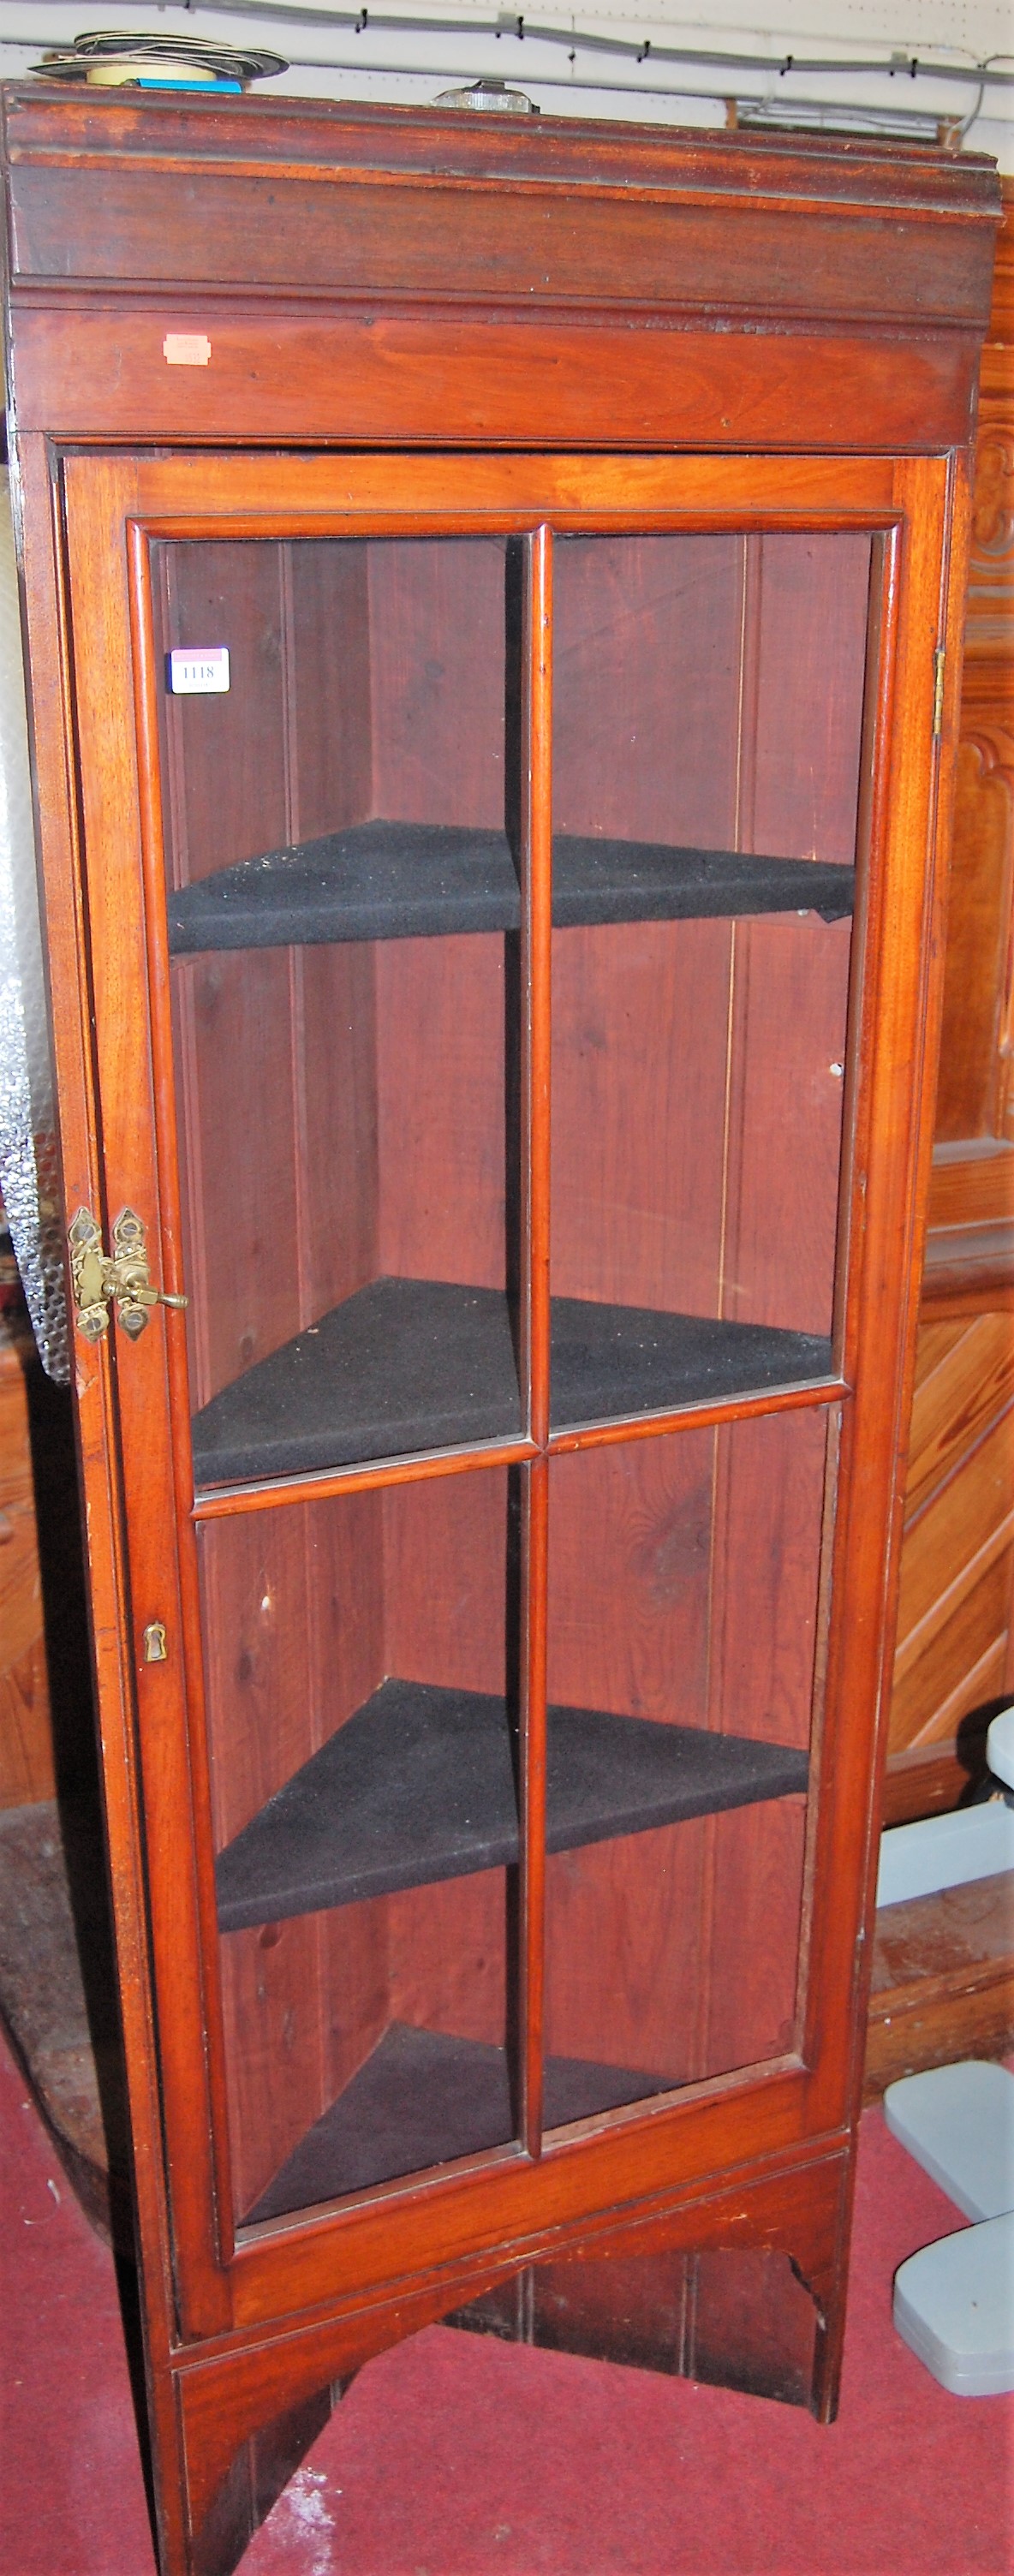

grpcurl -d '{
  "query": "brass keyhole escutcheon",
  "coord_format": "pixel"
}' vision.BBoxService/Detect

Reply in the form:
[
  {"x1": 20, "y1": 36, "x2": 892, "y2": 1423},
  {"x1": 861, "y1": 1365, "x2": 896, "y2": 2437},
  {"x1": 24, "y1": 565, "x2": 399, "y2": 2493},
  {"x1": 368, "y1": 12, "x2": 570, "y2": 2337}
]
[{"x1": 143, "y1": 1622, "x2": 168, "y2": 1664}]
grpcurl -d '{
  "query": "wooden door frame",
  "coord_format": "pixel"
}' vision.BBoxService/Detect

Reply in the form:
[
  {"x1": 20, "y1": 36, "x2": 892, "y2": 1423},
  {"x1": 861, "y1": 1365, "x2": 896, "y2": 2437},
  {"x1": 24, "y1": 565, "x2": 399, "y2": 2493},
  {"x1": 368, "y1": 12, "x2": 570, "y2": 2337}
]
[{"x1": 51, "y1": 442, "x2": 958, "y2": 2350}]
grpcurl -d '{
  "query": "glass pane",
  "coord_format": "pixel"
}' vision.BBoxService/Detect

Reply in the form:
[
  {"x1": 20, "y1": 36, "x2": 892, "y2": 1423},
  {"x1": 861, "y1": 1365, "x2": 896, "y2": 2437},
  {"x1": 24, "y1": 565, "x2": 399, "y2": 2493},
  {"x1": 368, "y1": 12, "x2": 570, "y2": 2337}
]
[
  {"x1": 201, "y1": 1465, "x2": 522, "y2": 2223},
  {"x1": 155, "y1": 535, "x2": 523, "y2": 1485},
  {"x1": 549, "y1": 533, "x2": 870, "y2": 1430},
  {"x1": 541, "y1": 1410, "x2": 827, "y2": 2125}
]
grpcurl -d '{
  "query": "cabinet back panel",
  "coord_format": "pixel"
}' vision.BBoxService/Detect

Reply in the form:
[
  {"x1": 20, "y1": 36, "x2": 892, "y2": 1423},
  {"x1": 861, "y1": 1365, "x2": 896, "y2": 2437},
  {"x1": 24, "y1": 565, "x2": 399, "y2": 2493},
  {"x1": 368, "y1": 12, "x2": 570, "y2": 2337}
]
[
  {"x1": 551, "y1": 918, "x2": 731, "y2": 1315},
  {"x1": 299, "y1": 943, "x2": 380, "y2": 1321},
  {"x1": 542, "y1": 1413, "x2": 820, "y2": 2101},
  {"x1": 747, "y1": 534, "x2": 872, "y2": 868},
  {"x1": 544, "y1": 1798, "x2": 806, "y2": 2091},
  {"x1": 172, "y1": 943, "x2": 380, "y2": 1410},
  {"x1": 367, "y1": 537, "x2": 509, "y2": 831},
  {"x1": 551, "y1": 909, "x2": 850, "y2": 1330},
  {"x1": 374, "y1": 934, "x2": 510, "y2": 1294},
  {"x1": 221, "y1": 1895, "x2": 393, "y2": 2219},
  {"x1": 701, "y1": 1795, "x2": 808, "y2": 2071},
  {"x1": 287, "y1": 540, "x2": 373, "y2": 841},
  {"x1": 547, "y1": 1434, "x2": 714, "y2": 1726},
  {"x1": 553, "y1": 536, "x2": 743, "y2": 847},
  {"x1": 198, "y1": 1488, "x2": 386, "y2": 1850},
  {"x1": 544, "y1": 1819, "x2": 710, "y2": 2078},
  {"x1": 382, "y1": 1465, "x2": 513, "y2": 1699},
  {"x1": 547, "y1": 1414, "x2": 826, "y2": 1740},
  {"x1": 385, "y1": 1869, "x2": 510, "y2": 2048},
  {"x1": 722, "y1": 916, "x2": 852, "y2": 1338},
  {"x1": 157, "y1": 538, "x2": 373, "y2": 889},
  {"x1": 712, "y1": 1408, "x2": 827, "y2": 1752},
  {"x1": 173, "y1": 951, "x2": 303, "y2": 1406},
  {"x1": 209, "y1": 1469, "x2": 515, "y2": 2219},
  {"x1": 220, "y1": 1913, "x2": 334, "y2": 2217},
  {"x1": 158, "y1": 542, "x2": 289, "y2": 886}
]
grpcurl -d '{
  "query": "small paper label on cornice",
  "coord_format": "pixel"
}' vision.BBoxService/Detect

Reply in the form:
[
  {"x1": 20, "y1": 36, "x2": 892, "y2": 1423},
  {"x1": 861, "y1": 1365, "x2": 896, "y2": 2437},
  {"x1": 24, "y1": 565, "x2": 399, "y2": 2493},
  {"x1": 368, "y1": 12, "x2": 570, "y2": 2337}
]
[{"x1": 163, "y1": 333, "x2": 212, "y2": 367}]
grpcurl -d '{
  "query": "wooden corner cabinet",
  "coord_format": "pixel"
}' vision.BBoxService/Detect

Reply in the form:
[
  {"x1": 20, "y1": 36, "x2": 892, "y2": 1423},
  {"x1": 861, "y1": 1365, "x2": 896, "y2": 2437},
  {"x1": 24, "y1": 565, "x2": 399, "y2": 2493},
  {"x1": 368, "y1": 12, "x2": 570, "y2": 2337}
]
[{"x1": 0, "y1": 87, "x2": 1000, "y2": 2576}]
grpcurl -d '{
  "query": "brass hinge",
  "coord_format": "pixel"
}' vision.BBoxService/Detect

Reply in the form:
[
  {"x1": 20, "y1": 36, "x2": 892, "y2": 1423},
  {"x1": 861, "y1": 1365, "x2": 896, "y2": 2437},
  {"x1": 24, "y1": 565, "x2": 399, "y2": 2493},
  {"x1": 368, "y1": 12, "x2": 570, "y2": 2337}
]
[
  {"x1": 69, "y1": 1206, "x2": 188, "y2": 1343},
  {"x1": 933, "y1": 647, "x2": 946, "y2": 739}
]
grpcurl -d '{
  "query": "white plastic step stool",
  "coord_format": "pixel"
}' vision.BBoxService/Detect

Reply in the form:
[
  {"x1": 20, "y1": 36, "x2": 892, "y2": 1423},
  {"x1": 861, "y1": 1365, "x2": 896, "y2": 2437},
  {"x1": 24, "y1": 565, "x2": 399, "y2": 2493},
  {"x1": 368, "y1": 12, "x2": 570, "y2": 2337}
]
[
  {"x1": 884, "y1": 2061, "x2": 1014, "y2": 2221},
  {"x1": 893, "y1": 2211, "x2": 1014, "y2": 2398},
  {"x1": 884, "y1": 1702, "x2": 1014, "y2": 2396}
]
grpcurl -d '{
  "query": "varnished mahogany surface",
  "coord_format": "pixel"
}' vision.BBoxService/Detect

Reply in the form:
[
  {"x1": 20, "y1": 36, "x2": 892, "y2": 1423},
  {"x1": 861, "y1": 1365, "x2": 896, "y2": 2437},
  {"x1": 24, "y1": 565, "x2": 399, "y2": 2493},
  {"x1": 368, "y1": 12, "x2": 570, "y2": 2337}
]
[
  {"x1": 3, "y1": 91, "x2": 997, "y2": 318},
  {"x1": 1, "y1": 89, "x2": 1000, "y2": 452},
  {"x1": 1, "y1": 89, "x2": 1000, "y2": 2576}
]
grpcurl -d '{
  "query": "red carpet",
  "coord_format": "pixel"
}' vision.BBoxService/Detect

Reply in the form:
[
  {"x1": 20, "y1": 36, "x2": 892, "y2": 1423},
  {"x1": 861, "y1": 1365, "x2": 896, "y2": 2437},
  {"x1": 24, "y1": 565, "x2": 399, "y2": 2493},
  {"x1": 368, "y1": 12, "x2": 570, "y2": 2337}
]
[{"x1": 1, "y1": 2020, "x2": 1011, "y2": 2576}]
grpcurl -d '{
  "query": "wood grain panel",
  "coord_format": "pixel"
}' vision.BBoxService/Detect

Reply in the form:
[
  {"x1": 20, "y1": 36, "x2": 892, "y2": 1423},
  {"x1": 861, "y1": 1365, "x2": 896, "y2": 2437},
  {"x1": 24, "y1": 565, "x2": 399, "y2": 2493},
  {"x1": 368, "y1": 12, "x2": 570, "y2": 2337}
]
[
  {"x1": 904, "y1": 1310, "x2": 1014, "y2": 1517},
  {"x1": 550, "y1": 918, "x2": 731, "y2": 1317},
  {"x1": 299, "y1": 944, "x2": 379, "y2": 1319},
  {"x1": 893, "y1": 1399, "x2": 1014, "y2": 1657},
  {"x1": 888, "y1": 1327, "x2": 1013, "y2": 1778},
  {"x1": 552, "y1": 535, "x2": 743, "y2": 847},
  {"x1": 286, "y1": 539, "x2": 372, "y2": 840},
  {"x1": 550, "y1": 531, "x2": 860, "y2": 1335},
  {"x1": 546, "y1": 1416, "x2": 819, "y2": 2090},
  {"x1": 936, "y1": 727, "x2": 1014, "y2": 1142},
  {"x1": 198, "y1": 1488, "x2": 385, "y2": 1846},
  {"x1": 375, "y1": 934, "x2": 508, "y2": 1293},
  {"x1": 547, "y1": 1434, "x2": 713, "y2": 1726},
  {"x1": 865, "y1": 1871, "x2": 1014, "y2": 2097},
  {"x1": 212, "y1": 1490, "x2": 388, "y2": 2216},
  {"x1": 747, "y1": 534, "x2": 871, "y2": 868},
  {"x1": 322, "y1": 1897, "x2": 392, "y2": 2108},
  {"x1": 382, "y1": 1465, "x2": 510, "y2": 1698},
  {"x1": 701, "y1": 1796, "x2": 807, "y2": 2075},
  {"x1": 543, "y1": 1820, "x2": 709, "y2": 2080},
  {"x1": 220, "y1": 1917, "x2": 330, "y2": 2217},
  {"x1": 368, "y1": 537, "x2": 506, "y2": 829},
  {"x1": 721, "y1": 915, "x2": 851, "y2": 1338},
  {"x1": 386, "y1": 1869, "x2": 508, "y2": 2049},
  {"x1": 913, "y1": 1318, "x2": 969, "y2": 1384},
  {"x1": 164, "y1": 540, "x2": 378, "y2": 1414},
  {"x1": 886, "y1": 190, "x2": 1014, "y2": 1825},
  {"x1": 711, "y1": 1408, "x2": 827, "y2": 1751},
  {"x1": 172, "y1": 951, "x2": 302, "y2": 1405},
  {"x1": 891, "y1": 1541, "x2": 1013, "y2": 1752},
  {"x1": 223, "y1": 1893, "x2": 397, "y2": 2219},
  {"x1": 158, "y1": 541, "x2": 289, "y2": 888},
  {"x1": 200, "y1": 1507, "x2": 313, "y2": 1852}
]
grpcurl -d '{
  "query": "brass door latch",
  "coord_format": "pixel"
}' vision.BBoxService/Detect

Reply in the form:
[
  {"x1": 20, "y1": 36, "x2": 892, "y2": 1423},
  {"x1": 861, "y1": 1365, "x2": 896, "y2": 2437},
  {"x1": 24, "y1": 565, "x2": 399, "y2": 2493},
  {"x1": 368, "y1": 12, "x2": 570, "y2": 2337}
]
[{"x1": 69, "y1": 1206, "x2": 188, "y2": 1343}]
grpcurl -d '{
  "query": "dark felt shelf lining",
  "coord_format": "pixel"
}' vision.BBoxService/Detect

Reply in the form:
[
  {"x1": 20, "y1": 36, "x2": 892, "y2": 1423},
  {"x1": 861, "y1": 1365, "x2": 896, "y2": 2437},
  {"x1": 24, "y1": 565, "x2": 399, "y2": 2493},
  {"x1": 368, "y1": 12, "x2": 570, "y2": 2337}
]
[
  {"x1": 191, "y1": 1276, "x2": 833, "y2": 1488},
  {"x1": 168, "y1": 819, "x2": 855, "y2": 952},
  {"x1": 246, "y1": 2022, "x2": 668, "y2": 2222},
  {"x1": 216, "y1": 1676, "x2": 809, "y2": 1931}
]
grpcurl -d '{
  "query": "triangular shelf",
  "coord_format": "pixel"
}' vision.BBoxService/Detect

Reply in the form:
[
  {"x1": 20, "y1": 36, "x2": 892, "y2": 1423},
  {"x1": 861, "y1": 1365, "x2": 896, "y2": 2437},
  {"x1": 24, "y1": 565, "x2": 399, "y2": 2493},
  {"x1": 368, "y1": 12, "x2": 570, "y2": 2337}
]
[
  {"x1": 168, "y1": 820, "x2": 855, "y2": 952},
  {"x1": 192, "y1": 1277, "x2": 833, "y2": 1487},
  {"x1": 217, "y1": 1678, "x2": 809, "y2": 1932}
]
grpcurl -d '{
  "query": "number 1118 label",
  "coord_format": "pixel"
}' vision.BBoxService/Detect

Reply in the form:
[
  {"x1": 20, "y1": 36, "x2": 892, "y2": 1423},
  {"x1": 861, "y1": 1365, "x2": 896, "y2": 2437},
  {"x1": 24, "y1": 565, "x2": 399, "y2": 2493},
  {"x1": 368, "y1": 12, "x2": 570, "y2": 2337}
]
[{"x1": 167, "y1": 647, "x2": 230, "y2": 695}]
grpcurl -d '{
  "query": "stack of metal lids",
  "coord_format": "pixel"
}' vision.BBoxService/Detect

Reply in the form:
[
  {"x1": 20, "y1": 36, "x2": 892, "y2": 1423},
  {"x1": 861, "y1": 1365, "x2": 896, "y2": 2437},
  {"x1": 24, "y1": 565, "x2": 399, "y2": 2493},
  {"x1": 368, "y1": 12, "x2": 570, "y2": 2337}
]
[{"x1": 31, "y1": 31, "x2": 287, "y2": 90}]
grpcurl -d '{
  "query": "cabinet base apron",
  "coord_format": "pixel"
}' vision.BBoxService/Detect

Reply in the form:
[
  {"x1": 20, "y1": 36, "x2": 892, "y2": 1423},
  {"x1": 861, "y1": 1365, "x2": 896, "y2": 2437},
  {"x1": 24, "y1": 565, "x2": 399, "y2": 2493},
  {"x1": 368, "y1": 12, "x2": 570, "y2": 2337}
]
[{"x1": 170, "y1": 2141, "x2": 854, "y2": 2576}]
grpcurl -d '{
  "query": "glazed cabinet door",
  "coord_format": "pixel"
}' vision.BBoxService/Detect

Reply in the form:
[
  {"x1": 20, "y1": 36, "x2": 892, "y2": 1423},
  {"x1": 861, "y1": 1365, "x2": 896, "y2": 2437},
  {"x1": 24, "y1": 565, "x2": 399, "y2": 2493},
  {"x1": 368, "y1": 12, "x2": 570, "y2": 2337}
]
[{"x1": 58, "y1": 450, "x2": 947, "y2": 2335}]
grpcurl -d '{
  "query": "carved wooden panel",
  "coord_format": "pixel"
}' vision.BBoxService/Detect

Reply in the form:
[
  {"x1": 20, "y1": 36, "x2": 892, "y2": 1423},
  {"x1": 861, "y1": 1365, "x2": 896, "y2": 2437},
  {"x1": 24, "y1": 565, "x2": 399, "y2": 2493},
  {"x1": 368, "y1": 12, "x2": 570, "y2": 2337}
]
[
  {"x1": 887, "y1": 185, "x2": 1014, "y2": 1823},
  {"x1": 886, "y1": 1315, "x2": 1014, "y2": 1820}
]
